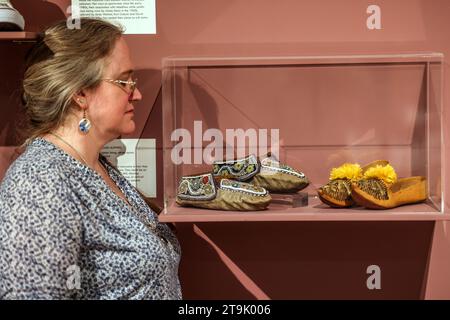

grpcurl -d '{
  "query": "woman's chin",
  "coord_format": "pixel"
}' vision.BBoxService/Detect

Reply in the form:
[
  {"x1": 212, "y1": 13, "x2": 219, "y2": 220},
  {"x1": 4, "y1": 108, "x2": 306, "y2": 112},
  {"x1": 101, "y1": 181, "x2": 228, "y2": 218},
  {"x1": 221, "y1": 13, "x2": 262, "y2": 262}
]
[{"x1": 120, "y1": 121, "x2": 136, "y2": 135}]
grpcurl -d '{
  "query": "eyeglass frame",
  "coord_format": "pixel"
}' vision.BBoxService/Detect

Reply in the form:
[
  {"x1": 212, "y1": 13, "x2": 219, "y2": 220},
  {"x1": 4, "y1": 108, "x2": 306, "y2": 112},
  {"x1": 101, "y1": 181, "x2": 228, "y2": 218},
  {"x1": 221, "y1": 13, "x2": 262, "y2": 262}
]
[{"x1": 102, "y1": 78, "x2": 138, "y2": 99}]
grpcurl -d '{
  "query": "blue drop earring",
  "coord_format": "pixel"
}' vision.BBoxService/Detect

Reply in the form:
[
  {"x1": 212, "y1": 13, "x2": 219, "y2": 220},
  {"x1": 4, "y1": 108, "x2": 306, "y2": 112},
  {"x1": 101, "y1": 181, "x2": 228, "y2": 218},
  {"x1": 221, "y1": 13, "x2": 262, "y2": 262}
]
[{"x1": 77, "y1": 99, "x2": 91, "y2": 134}]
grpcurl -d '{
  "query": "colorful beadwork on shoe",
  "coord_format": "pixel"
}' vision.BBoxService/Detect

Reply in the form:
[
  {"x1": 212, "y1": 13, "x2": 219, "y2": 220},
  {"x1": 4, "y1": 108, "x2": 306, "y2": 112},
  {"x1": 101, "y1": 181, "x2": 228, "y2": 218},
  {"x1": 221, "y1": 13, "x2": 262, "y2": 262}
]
[
  {"x1": 213, "y1": 155, "x2": 260, "y2": 181},
  {"x1": 260, "y1": 157, "x2": 306, "y2": 178},
  {"x1": 220, "y1": 179, "x2": 268, "y2": 196},
  {"x1": 319, "y1": 179, "x2": 352, "y2": 201},
  {"x1": 356, "y1": 178, "x2": 389, "y2": 200},
  {"x1": 177, "y1": 173, "x2": 217, "y2": 201}
]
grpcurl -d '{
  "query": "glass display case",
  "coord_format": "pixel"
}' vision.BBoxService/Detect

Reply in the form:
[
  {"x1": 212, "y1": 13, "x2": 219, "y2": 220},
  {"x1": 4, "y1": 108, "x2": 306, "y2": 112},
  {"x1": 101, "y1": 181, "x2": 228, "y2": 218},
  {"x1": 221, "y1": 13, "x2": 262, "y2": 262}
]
[{"x1": 161, "y1": 54, "x2": 445, "y2": 222}]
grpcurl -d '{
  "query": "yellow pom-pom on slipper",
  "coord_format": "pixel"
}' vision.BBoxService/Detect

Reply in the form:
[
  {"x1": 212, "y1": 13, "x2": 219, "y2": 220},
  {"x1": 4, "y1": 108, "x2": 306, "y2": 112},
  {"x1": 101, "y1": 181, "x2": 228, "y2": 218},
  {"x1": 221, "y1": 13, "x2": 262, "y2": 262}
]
[
  {"x1": 363, "y1": 164, "x2": 397, "y2": 185},
  {"x1": 329, "y1": 163, "x2": 362, "y2": 182}
]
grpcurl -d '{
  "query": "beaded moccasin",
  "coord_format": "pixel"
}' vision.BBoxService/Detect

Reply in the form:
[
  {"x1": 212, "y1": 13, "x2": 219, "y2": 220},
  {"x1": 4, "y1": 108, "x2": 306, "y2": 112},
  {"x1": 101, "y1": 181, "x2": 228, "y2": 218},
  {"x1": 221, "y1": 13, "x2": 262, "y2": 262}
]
[
  {"x1": 212, "y1": 153, "x2": 309, "y2": 193},
  {"x1": 176, "y1": 173, "x2": 271, "y2": 211}
]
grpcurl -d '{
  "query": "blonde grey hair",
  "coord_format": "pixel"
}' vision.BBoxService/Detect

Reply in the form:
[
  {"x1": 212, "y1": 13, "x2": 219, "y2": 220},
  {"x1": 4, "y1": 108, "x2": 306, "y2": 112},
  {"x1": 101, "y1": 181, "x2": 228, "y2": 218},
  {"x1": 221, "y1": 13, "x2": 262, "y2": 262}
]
[{"x1": 21, "y1": 18, "x2": 123, "y2": 144}]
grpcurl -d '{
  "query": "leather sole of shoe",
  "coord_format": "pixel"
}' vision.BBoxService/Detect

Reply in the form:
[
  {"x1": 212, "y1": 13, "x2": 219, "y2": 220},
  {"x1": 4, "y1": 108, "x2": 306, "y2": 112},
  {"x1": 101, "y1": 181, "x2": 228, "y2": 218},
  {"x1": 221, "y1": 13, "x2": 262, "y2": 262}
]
[
  {"x1": 317, "y1": 190, "x2": 354, "y2": 208},
  {"x1": 350, "y1": 187, "x2": 387, "y2": 209},
  {"x1": 352, "y1": 176, "x2": 428, "y2": 210}
]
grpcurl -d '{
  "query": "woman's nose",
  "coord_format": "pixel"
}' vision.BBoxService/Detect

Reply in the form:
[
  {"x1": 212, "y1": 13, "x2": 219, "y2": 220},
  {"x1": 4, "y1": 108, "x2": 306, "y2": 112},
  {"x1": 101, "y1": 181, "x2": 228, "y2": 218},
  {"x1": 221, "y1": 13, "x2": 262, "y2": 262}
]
[{"x1": 130, "y1": 87, "x2": 143, "y2": 101}]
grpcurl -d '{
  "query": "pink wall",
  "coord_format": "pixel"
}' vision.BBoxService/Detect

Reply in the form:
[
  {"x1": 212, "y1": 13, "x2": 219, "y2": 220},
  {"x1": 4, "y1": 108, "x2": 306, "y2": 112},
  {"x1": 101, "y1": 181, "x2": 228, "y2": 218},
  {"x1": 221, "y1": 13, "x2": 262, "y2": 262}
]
[{"x1": 1, "y1": 0, "x2": 450, "y2": 299}]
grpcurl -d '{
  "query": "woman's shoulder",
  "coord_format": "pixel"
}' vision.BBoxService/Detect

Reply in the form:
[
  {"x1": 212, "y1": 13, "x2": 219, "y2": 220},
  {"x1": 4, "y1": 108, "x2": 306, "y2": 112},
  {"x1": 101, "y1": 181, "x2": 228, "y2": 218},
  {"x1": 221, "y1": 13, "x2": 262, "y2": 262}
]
[
  {"x1": 1, "y1": 138, "x2": 77, "y2": 191},
  {"x1": 0, "y1": 138, "x2": 85, "y2": 221}
]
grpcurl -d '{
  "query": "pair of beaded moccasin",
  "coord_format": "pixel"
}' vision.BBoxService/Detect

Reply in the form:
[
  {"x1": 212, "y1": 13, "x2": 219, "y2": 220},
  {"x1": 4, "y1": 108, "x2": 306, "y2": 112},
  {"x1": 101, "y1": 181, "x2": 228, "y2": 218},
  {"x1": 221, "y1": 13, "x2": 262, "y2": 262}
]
[
  {"x1": 318, "y1": 161, "x2": 427, "y2": 209},
  {"x1": 176, "y1": 154, "x2": 309, "y2": 211}
]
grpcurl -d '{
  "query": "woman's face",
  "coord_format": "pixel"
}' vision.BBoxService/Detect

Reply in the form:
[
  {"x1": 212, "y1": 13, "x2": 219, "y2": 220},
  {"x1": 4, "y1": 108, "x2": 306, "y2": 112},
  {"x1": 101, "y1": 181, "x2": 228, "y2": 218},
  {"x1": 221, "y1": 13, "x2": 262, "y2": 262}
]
[{"x1": 85, "y1": 37, "x2": 142, "y2": 140}]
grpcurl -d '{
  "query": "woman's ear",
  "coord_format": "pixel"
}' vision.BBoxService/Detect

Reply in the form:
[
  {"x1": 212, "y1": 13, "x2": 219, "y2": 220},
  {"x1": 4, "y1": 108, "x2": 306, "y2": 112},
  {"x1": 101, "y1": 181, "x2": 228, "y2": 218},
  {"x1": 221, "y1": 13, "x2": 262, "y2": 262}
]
[{"x1": 73, "y1": 91, "x2": 88, "y2": 108}]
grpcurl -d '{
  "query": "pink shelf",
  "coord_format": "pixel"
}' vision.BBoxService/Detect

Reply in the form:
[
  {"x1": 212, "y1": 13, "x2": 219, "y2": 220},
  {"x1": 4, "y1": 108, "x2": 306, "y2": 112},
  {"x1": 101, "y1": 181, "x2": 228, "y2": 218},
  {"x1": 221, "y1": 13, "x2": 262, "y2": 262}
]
[
  {"x1": 159, "y1": 196, "x2": 447, "y2": 223},
  {"x1": 0, "y1": 32, "x2": 38, "y2": 41}
]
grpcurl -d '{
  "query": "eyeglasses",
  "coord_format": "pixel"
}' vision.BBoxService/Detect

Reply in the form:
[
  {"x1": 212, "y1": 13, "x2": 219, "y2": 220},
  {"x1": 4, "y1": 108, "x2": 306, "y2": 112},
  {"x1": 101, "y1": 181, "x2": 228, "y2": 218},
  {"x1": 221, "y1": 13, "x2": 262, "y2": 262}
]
[{"x1": 102, "y1": 78, "x2": 137, "y2": 100}]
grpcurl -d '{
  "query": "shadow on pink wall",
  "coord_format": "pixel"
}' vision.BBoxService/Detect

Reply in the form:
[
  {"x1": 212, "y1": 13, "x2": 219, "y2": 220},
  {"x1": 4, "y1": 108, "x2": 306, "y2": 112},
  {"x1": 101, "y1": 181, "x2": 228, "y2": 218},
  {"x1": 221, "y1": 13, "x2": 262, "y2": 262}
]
[{"x1": 178, "y1": 221, "x2": 434, "y2": 299}]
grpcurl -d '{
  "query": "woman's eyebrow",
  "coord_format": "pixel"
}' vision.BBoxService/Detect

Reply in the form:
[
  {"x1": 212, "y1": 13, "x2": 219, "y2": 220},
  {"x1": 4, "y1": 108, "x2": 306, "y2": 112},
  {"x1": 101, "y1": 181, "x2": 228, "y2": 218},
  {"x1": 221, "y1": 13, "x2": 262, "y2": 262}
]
[{"x1": 117, "y1": 69, "x2": 134, "y2": 77}]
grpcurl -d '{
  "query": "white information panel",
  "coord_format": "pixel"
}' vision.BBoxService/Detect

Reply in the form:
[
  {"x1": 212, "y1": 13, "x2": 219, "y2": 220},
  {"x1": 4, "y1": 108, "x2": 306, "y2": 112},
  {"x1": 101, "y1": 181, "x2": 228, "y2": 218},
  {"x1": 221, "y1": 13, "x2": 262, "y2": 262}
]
[
  {"x1": 102, "y1": 139, "x2": 157, "y2": 198},
  {"x1": 72, "y1": 0, "x2": 156, "y2": 34}
]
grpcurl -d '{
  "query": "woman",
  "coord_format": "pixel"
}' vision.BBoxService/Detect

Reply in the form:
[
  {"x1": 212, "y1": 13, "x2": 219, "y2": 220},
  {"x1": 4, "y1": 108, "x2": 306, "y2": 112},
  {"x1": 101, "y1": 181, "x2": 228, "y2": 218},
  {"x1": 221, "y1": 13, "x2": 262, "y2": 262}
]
[{"x1": 0, "y1": 18, "x2": 181, "y2": 299}]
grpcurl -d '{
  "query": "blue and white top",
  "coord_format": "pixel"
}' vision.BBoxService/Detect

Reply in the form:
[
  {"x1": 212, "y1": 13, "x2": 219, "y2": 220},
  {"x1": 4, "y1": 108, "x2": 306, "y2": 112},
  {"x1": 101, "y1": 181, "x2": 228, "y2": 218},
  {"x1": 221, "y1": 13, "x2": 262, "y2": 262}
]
[{"x1": 0, "y1": 138, "x2": 181, "y2": 300}]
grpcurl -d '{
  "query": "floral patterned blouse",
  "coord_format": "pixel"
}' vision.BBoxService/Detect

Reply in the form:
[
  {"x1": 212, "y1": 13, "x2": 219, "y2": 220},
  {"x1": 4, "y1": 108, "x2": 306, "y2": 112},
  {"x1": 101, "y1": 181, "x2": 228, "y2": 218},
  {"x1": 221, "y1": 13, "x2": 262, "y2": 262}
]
[{"x1": 0, "y1": 138, "x2": 181, "y2": 300}]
